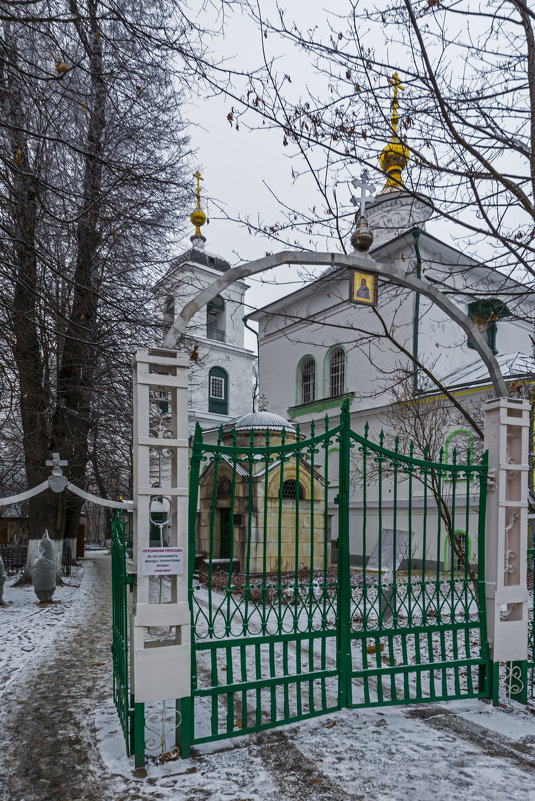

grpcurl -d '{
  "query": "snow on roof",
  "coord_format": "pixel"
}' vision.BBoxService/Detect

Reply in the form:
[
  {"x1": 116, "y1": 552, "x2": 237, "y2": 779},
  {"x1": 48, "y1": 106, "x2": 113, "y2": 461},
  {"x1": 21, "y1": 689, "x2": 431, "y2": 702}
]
[
  {"x1": 431, "y1": 352, "x2": 535, "y2": 392},
  {"x1": 233, "y1": 411, "x2": 296, "y2": 433}
]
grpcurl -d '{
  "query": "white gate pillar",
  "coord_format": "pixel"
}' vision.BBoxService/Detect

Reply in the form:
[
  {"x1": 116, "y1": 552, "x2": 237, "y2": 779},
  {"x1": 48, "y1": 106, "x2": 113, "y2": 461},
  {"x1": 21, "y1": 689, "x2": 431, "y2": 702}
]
[
  {"x1": 484, "y1": 397, "x2": 530, "y2": 667},
  {"x1": 131, "y1": 348, "x2": 191, "y2": 704}
]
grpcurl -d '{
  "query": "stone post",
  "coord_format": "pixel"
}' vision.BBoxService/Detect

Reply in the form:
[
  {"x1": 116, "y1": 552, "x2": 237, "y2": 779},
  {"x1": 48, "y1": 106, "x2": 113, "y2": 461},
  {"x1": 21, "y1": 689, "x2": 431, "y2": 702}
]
[
  {"x1": 484, "y1": 397, "x2": 530, "y2": 698},
  {"x1": 131, "y1": 349, "x2": 191, "y2": 758}
]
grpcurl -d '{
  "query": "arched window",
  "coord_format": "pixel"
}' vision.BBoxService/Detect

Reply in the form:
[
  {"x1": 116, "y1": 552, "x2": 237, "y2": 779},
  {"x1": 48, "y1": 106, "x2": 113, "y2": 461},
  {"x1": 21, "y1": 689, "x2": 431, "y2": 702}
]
[
  {"x1": 207, "y1": 295, "x2": 226, "y2": 342},
  {"x1": 445, "y1": 429, "x2": 474, "y2": 464},
  {"x1": 209, "y1": 367, "x2": 228, "y2": 415},
  {"x1": 329, "y1": 347, "x2": 345, "y2": 397},
  {"x1": 301, "y1": 357, "x2": 316, "y2": 404},
  {"x1": 281, "y1": 479, "x2": 305, "y2": 500},
  {"x1": 445, "y1": 530, "x2": 471, "y2": 572}
]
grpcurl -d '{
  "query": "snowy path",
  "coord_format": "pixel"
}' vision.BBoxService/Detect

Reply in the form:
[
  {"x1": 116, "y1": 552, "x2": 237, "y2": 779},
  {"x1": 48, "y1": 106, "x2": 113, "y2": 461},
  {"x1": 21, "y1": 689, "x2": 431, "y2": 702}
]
[{"x1": 2, "y1": 553, "x2": 535, "y2": 800}]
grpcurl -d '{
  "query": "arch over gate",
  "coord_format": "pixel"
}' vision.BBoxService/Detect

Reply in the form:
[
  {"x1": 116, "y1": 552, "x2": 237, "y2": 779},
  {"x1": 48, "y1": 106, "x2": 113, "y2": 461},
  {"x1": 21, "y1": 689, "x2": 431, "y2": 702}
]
[{"x1": 163, "y1": 249, "x2": 507, "y2": 397}]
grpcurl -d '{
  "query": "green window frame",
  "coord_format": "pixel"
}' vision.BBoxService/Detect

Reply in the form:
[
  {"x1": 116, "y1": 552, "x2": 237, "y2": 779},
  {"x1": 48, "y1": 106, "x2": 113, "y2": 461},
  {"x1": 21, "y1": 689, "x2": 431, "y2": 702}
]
[
  {"x1": 445, "y1": 428, "x2": 475, "y2": 465},
  {"x1": 300, "y1": 356, "x2": 316, "y2": 405},
  {"x1": 329, "y1": 347, "x2": 346, "y2": 397},
  {"x1": 208, "y1": 366, "x2": 228, "y2": 415},
  {"x1": 444, "y1": 529, "x2": 471, "y2": 572}
]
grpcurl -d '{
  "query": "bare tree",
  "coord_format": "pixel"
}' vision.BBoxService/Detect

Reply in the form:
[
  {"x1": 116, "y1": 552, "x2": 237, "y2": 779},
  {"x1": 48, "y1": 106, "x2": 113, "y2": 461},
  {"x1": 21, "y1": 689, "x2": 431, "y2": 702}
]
[
  {"x1": 0, "y1": 0, "x2": 193, "y2": 575},
  {"x1": 357, "y1": 372, "x2": 489, "y2": 591},
  {"x1": 195, "y1": 1, "x2": 535, "y2": 288}
]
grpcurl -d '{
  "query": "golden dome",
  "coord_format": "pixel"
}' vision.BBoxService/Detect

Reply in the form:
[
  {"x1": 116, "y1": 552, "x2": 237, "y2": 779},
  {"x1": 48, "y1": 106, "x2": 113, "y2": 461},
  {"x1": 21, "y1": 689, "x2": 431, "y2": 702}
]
[
  {"x1": 190, "y1": 207, "x2": 206, "y2": 229},
  {"x1": 191, "y1": 170, "x2": 206, "y2": 237},
  {"x1": 378, "y1": 73, "x2": 409, "y2": 195}
]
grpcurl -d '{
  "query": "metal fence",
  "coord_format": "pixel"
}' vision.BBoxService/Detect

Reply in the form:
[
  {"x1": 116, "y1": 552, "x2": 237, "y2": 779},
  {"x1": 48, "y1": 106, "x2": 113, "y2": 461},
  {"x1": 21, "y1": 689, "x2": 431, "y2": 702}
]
[
  {"x1": 181, "y1": 401, "x2": 490, "y2": 752},
  {"x1": 0, "y1": 543, "x2": 72, "y2": 576}
]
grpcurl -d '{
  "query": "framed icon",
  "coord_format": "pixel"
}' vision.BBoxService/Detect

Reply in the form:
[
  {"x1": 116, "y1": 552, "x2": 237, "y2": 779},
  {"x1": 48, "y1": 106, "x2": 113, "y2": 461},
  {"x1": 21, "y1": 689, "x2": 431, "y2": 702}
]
[{"x1": 349, "y1": 270, "x2": 378, "y2": 307}]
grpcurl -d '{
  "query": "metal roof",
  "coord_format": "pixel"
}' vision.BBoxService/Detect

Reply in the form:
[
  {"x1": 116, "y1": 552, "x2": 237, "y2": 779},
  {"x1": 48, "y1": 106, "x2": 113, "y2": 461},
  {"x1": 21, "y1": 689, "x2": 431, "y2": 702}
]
[{"x1": 233, "y1": 411, "x2": 296, "y2": 433}]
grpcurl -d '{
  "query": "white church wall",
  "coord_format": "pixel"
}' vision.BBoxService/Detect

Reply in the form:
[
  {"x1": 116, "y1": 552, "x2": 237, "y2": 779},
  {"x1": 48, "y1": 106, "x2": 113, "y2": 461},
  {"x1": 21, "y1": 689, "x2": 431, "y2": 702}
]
[
  {"x1": 496, "y1": 319, "x2": 533, "y2": 356},
  {"x1": 188, "y1": 343, "x2": 255, "y2": 433},
  {"x1": 257, "y1": 274, "x2": 419, "y2": 417}
]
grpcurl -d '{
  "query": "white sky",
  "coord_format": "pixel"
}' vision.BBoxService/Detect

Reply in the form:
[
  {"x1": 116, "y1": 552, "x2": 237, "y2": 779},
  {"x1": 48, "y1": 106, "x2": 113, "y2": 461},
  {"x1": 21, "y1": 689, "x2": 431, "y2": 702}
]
[
  {"x1": 176, "y1": 2, "x2": 517, "y2": 350},
  {"x1": 179, "y1": 1, "x2": 371, "y2": 347}
]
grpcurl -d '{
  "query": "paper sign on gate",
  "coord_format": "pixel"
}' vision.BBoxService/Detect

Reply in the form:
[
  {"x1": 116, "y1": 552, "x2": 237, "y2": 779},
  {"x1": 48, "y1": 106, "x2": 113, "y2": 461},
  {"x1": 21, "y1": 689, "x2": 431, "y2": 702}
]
[{"x1": 141, "y1": 547, "x2": 184, "y2": 576}]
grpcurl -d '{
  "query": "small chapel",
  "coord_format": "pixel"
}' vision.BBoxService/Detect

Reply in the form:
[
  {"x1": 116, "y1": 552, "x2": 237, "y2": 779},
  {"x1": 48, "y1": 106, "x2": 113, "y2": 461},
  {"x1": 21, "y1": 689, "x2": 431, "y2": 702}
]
[{"x1": 196, "y1": 411, "x2": 326, "y2": 574}]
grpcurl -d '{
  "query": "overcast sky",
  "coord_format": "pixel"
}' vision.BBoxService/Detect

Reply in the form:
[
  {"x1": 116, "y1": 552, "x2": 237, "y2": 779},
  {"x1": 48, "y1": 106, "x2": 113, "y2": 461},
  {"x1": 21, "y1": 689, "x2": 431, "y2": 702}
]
[{"x1": 177, "y1": 2, "x2": 468, "y2": 349}]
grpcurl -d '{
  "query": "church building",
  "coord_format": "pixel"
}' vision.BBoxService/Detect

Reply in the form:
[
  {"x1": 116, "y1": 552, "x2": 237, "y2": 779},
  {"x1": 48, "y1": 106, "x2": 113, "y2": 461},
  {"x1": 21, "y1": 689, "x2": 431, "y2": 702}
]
[
  {"x1": 248, "y1": 81, "x2": 535, "y2": 570},
  {"x1": 154, "y1": 172, "x2": 256, "y2": 434}
]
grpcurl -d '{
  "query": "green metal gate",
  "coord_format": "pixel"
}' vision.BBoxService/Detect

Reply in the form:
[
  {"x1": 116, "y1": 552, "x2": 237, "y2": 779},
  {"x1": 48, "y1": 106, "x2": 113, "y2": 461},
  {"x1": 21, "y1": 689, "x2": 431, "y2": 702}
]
[
  {"x1": 111, "y1": 511, "x2": 136, "y2": 756},
  {"x1": 528, "y1": 546, "x2": 535, "y2": 696},
  {"x1": 182, "y1": 403, "x2": 490, "y2": 750}
]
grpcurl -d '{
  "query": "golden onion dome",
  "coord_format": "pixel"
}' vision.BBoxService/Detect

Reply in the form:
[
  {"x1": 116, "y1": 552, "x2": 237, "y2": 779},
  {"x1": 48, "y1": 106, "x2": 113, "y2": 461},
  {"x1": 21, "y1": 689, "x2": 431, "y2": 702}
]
[
  {"x1": 378, "y1": 72, "x2": 409, "y2": 195},
  {"x1": 190, "y1": 207, "x2": 206, "y2": 230},
  {"x1": 191, "y1": 170, "x2": 207, "y2": 237}
]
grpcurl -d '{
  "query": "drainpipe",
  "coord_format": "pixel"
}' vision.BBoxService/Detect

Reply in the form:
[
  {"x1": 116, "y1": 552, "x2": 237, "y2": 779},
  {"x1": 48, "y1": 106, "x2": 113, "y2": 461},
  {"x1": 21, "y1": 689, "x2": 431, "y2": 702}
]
[
  {"x1": 412, "y1": 228, "x2": 422, "y2": 396},
  {"x1": 243, "y1": 315, "x2": 259, "y2": 411},
  {"x1": 242, "y1": 315, "x2": 258, "y2": 343}
]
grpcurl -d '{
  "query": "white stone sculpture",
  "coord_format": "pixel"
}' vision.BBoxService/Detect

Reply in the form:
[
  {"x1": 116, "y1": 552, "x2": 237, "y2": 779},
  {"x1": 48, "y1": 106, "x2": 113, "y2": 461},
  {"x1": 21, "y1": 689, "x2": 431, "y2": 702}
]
[{"x1": 33, "y1": 530, "x2": 56, "y2": 602}]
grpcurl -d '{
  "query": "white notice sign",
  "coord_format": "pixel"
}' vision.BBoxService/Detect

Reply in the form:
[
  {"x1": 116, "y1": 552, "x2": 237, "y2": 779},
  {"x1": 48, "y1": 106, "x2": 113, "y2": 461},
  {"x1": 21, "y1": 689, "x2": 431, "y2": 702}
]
[{"x1": 141, "y1": 547, "x2": 184, "y2": 576}]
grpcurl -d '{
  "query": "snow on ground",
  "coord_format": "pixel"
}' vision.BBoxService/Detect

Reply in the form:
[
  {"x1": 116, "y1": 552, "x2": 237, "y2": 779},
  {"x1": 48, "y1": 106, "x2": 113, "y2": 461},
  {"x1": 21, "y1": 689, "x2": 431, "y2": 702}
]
[
  {"x1": 0, "y1": 562, "x2": 85, "y2": 699},
  {"x1": 4, "y1": 553, "x2": 535, "y2": 801},
  {"x1": 93, "y1": 694, "x2": 535, "y2": 801}
]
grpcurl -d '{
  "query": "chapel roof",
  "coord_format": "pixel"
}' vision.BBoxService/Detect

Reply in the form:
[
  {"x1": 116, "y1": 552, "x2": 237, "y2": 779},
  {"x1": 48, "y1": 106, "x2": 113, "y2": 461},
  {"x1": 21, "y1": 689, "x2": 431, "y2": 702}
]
[{"x1": 233, "y1": 411, "x2": 296, "y2": 433}]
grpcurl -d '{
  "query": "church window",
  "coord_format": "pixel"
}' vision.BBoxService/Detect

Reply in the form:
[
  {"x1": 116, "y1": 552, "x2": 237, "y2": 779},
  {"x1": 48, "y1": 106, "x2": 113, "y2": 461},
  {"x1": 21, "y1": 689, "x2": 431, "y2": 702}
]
[
  {"x1": 445, "y1": 429, "x2": 474, "y2": 465},
  {"x1": 301, "y1": 357, "x2": 316, "y2": 404},
  {"x1": 329, "y1": 347, "x2": 345, "y2": 397},
  {"x1": 209, "y1": 367, "x2": 228, "y2": 414},
  {"x1": 210, "y1": 376, "x2": 224, "y2": 398},
  {"x1": 445, "y1": 530, "x2": 471, "y2": 572},
  {"x1": 281, "y1": 479, "x2": 305, "y2": 500},
  {"x1": 207, "y1": 295, "x2": 226, "y2": 342}
]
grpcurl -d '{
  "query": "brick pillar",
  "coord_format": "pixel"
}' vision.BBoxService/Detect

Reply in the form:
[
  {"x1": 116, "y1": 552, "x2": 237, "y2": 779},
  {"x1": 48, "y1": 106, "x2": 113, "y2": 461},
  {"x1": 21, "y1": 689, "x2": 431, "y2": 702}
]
[{"x1": 484, "y1": 398, "x2": 530, "y2": 678}]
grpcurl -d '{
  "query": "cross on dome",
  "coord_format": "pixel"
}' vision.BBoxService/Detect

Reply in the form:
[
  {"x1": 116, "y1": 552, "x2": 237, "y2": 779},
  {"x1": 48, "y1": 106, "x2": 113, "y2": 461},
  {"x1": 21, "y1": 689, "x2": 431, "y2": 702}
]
[
  {"x1": 190, "y1": 170, "x2": 207, "y2": 241},
  {"x1": 351, "y1": 169, "x2": 376, "y2": 217},
  {"x1": 378, "y1": 71, "x2": 409, "y2": 195}
]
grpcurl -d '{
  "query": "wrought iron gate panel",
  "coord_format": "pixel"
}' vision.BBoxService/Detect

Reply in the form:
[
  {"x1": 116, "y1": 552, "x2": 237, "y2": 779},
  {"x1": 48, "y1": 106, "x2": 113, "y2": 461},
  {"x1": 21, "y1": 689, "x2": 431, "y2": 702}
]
[
  {"x1": 111, "y1": 511, "x2": 134, "y2": 755},
  {"x1": 187, "y1": 403, "x2": 490, "y2": 745},
  {"x1": 188, "y1": 418, "x2": 341, "y2": 743},
  {"x1": 528, "y1": 547, "x2": 535, "y2": 696},
  {"x1": 345, "y1": 421, "x2": 490, "y2": 706}
]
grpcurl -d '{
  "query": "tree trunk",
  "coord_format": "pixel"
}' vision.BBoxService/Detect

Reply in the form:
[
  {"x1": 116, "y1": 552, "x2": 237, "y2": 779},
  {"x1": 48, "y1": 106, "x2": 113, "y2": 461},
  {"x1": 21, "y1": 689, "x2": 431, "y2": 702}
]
[
  {"x1": 2, "y1": 22, "x2": 60, "y2": 580},
  {"x1": 51, "y1": 0, "x2": 107, "y2": 550}
]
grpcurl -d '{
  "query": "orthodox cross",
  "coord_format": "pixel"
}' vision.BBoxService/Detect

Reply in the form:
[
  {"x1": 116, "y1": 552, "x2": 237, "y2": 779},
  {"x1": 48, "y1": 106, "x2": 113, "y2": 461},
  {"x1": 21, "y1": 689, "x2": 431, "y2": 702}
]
[
  {"x1": 46, "y1": 452, "x2": 68, "y2": 474},
  {"x1": 351, "y1": 170, "x2": 376, "y2": 216},
  {"x1": 194, "y1": 170, "x2": 203, "y2": 205},
  {"x1": 46, "y1": 452, "x2": 68, "y2": 493},
  {"x1": 389, "y1": 71, "x2": 405, "y2": 132}
]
